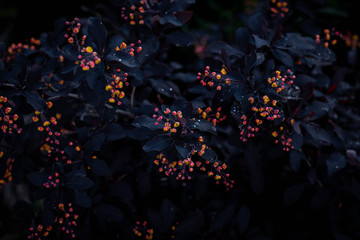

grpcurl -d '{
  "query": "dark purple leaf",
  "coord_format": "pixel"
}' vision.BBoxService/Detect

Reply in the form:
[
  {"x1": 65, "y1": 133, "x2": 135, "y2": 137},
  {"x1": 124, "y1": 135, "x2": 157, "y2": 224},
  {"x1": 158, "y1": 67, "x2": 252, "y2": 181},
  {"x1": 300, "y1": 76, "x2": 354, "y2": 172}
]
[
  {"x1": 129, "y1": 127, "x2": 155, "y2": 140},
  {"x1": 143, "y1": 135, "x2": 172, "y2": 152},
  {"x1": 106, "y1": 34, "x2": 124, "y2": 52},
  {"x1": 85, "y1": 132, "x2": 106, "y2": 151},
  {"x1": 190, "y1": 119, "x2": 216, "y2": 135},
  {"x1": 173, "y1": 72, "x2": 197, "y2": 82},
  {"x1": 174, "y1": 210, "x2": 204, "y2": 234},
  {"x1": 237, "y1": 205, "x2": 251, "y2": 234},
  {"x1": 252, "y1": 34, "x2": 270, "y2": 49},
  {"x1": 148, "y1": 209, "x2": 162, "y2": 231},
  {"x1": 24, "y1": 91, "x2": 46, "y2": 112},
  {"x1": 87, "y1": 17, "x2": 107, "y2": 52},
  {"x1": 86, "y1": 158, "x2": 110, "y2": 176},
  {"x1": 245, "y1": 143, "x2": 264, "y2": 194},
  {"x1": 286, "y1": 33, "x2": 315, "y2": 51},
  {"x1": 254, "y1": 53, "x2": 265, "y2": 67},
  {"x1": 105, "y1": 51, "x2": 139, "y2": 72},
  {"x1": 61, "y1": 44, "x2": 78, "y2": 61},
  {"x1": 168, "y1": 0, "x2": 195, "y2": 12},
  {"x1": 165, "y1": 30, "x2": 195, "y2": 47},
  {"x1": 234, "y1": 84, "x2": 247, "y2": 103},
  {"x1": 307, "y1": 168, "x2": 317, "y2": 184},
  {"x1": 290, "y1": 131, "x2": 303, "y2": 150},
  {"x1": 27, "y1": 171, "x2": 47, "y2": 187},
  {"x1": 351, "y1": 177, "x2": 360, "y2": 200},
  {"x1": 221, "y1": 48, "x2": 231, "y2": 71},
  {"x1": 161, "y1": 199, "x2": 175, "y2": 231},
  {"x1": 272, "y1": 49, "x2": 294, "y2": 67},
  {"x1": 310, "y1": 188, "x2": 329, "y2": 209},
  {"x1": 314, "y1": 74, "x2": 330, "y2": 88},
  {"x1": 247, "y1": 13, "x2": 265, "y2": 34},
  {"x1": 86, "y1": 62, "x2": 105, "y2": 89},
  {"x1": 96, "y1": 204, "x2": 123, "y2": 222},
  {"x1": 137, "y1": 170, "x2": 152, "y2": 196},
  {"x1": 105, "y1": 123, "x2": 126, "y2": 141},
  {"x1": 250, "y1": 171, "x2": 264, "y2": 195},
  {"x1": 294, "y1": 74, "x2": 316, "y2": 86},
  {"x1": 289, "y1": 150, "x2": 305, "y2": 172},
  {"x1": 283, "y1": 183, "x2": 306, "y2": 206},
  {"x1": 201, "y1": 148, "x2": 218, "y2": 163},
  {"x1": 132, "y1": 115, "x2": 163, "y2": 130},
  {"x1": 65, "y1": 175, "x2": 94, "y2": 190},
  {"x1": 210, "y1": 205, "x2": 235, "y2": 232},
  {"x1": 301, "y1": 122, "x2": 331, "y2": 145},
  {"x1": 302, "y1": 101, "x2": 330, "y2": 120},
  {"x1": 326, "y1": 152, "x2": 346, "y2": 176},
  {"x1": 346, "y1": 149, "x2": 357, "y2": 163},
  {"x1": 175, "y1": 10, "x2": 194, "y2": 25},
  {"x1": 235, "y1": 27, "x2": 249, "y2": 53},
  {"x1": 159, "y1": 14, "x2": 183, "y2": 26},
  {"x1": 145, "y1": 62, "x2": 171, "y2": 77},
  {"x1": 206, "y1": 41, "x2": 242, "y2": 56},
  {"x1": 149, "y1": 78, "x2": 179, "y2": 98},
  {"x1": 74, "y1": 190, "x2": 92, "y2": 208},
  {"x1": 107, "y1": 182, "x2": 133, "y2": 204},
  {"x1": 175, "y1": 144, "x2": 189, "y2": 159}
]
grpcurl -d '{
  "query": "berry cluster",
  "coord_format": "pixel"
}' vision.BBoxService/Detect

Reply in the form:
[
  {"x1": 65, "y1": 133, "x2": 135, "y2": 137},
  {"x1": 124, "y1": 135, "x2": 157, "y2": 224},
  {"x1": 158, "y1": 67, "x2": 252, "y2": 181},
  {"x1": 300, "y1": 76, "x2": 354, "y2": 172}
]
[
  {"x1": 41, "y1": 73, "x2": 65, "y2": 89},
  {"x1": 28, "y1": 224, "x2": 52, "y2": 239},
  {"x1": 197, "y1": 107, "x2": 226, "y2": 126},
  {"x1": 105, "y1": 71, "x2": 127, "y2": 105},
  {"x1": 54, "y1": 202, "x2": 78, "y2": 238},
  {"x1": 150, "y1": 106, "x2": 233, "y2": 189},
  {"x1": 0, "y1": 153, "x2": 14, "y2": 189},
  {"x1": 270, "y1": 0, "x2": 289, "y2": 18},
  {"x1": 5, "y1": 38, "x2": 40, "y2": 62},
  {"x1": 239, "y1": 69, "x2": 297, "y2": 145},
  {"x1": 271, "y1": 123, "x2": 294, "y2": 151},
  {"x1": 0, "y1": 96, "x2": 22, "y2": 134},
  {"x1": 133, "y1": 221, "x2": 154, "y2": 240},
  {"x1": 267, "y1": 69, "x2": 295, "y2": 93},
  {"x1": 342, "y1": 32, "x2": 360, "y2": 49},
  {"x1": 198, "y1": 66, "x2": 231, "y2": 90},
  {"x1": 33, "y1": 110, "x2": 62, "y2": 148},
  {"x1": 42, "y1": 171, "x2": 60, "y2": 189},
  {"x1": 315, "y1": 28, "x2": 341, "y2": 48},
  {"x1": 64, "y1": 18, "x2": 82, "y2": 45},
  {"x1": 63, "y1": 18, "x2": 103, "y2": 71},
  {"x1": 239, "y1": 114, "x2": 260, "y2": 142},
  {"x1": 105, "y1": 40, "x2": 142, "y2": 105},
  {"x1": 154, "y1": 144, "x2": 233, "y2": 189},
  {"x1": 114, "y1": 40, "x2": 142, "y2": 56},
  {"x1": 75, "y1": 46, "x2": 101, "y2": 71},
  {"x1": 121, "y1": 1, "x2": 149, "y2": 26},
  {"x1": 32, "y1": 106, "x2": 80, "y2": 165},
  {"x1": 240, "y1": 95, "x2": 280, "y2": 141},
  {"x1": 153, "y1": 107, "x2": 188, "y2": 134}
]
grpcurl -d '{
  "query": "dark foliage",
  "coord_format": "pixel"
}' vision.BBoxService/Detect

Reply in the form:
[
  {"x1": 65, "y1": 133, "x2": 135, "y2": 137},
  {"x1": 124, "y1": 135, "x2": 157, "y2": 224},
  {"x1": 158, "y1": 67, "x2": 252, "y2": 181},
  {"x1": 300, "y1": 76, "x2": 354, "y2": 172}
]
[{"x1": 1, "y1": 0, "x2": 360, "y2": 239}]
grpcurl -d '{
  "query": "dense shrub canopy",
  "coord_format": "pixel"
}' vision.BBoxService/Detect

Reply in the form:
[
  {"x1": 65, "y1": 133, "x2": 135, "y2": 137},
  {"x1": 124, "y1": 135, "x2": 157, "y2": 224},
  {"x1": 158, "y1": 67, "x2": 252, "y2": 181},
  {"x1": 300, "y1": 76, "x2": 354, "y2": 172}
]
[{"x1": 1, "y1": 0, "x2": 360, "y2": 239}]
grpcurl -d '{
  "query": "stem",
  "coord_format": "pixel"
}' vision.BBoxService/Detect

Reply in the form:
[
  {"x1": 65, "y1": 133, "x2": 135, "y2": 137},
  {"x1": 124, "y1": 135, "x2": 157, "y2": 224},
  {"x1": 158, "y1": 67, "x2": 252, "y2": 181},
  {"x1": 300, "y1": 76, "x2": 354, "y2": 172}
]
[{"x1": 131, "y1": 87, "x2": 136, "y2": 111}]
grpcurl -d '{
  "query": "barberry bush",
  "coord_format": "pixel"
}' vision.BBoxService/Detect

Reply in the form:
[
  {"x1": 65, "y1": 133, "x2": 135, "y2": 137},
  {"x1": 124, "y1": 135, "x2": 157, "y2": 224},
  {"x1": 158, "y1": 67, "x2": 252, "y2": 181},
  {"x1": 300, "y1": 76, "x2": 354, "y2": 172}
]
[{"x1": 1, "y1": 0, "x2": 360, "y2": 239}]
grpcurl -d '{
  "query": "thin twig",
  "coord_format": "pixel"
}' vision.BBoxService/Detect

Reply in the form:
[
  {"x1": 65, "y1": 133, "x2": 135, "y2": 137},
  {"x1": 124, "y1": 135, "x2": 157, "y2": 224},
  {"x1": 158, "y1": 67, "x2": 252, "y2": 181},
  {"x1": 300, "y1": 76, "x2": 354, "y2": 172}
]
[{"x1": 130, "y1": 87, "x2": 136, "y2": 112}]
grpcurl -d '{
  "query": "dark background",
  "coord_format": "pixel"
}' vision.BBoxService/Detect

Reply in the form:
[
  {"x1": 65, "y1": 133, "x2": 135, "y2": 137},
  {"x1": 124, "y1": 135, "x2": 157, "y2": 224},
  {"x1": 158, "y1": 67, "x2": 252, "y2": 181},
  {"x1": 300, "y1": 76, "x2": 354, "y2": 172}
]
[{"x1": 1, "y1": 0, "x2": 358, "y2": 45}]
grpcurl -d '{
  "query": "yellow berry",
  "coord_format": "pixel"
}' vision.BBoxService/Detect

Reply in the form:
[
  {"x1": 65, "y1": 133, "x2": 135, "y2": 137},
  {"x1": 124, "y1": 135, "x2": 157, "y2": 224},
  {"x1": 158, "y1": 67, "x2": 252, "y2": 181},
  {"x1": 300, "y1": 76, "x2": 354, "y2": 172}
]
[{"x1": 86, "y1": 46, "x2": 93, "y2": 53}]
